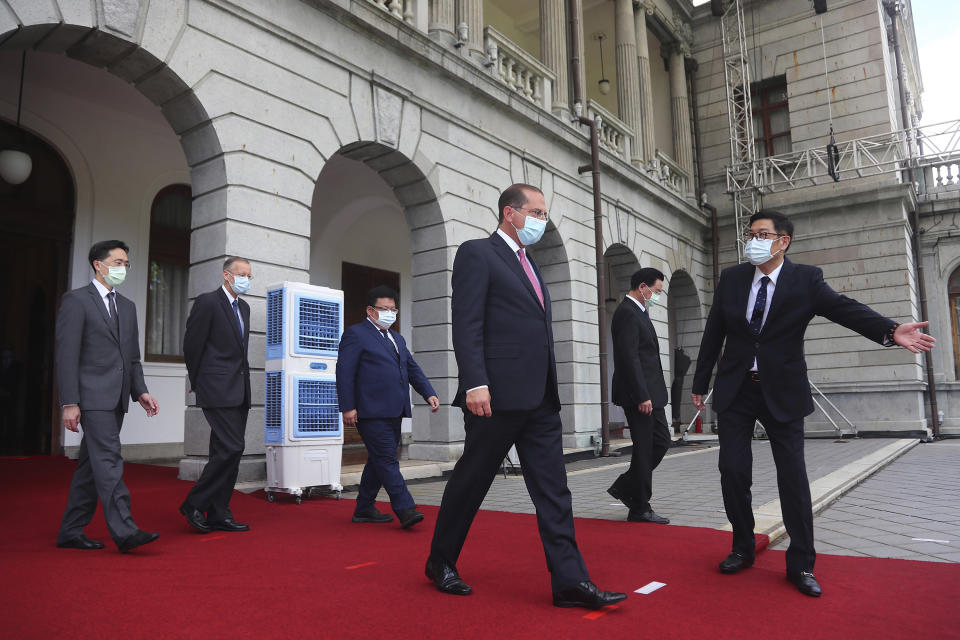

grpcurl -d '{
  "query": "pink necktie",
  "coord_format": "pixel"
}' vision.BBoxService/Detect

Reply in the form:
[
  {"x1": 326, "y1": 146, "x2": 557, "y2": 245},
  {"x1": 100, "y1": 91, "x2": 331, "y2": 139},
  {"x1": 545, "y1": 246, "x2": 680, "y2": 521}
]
[{"x1": 518, "y1": 248, "x2": 544, "y2": 308}]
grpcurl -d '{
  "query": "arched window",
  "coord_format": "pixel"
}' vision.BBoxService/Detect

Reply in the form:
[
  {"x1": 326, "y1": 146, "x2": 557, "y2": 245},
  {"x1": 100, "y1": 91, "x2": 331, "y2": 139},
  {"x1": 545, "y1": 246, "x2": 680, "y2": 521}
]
[
  {"x1": 146, "y1": 185, "x2": 191, "y2": 361},
  {"x1": 951, "y1": 266, "x2": 960, "y2": 379}
]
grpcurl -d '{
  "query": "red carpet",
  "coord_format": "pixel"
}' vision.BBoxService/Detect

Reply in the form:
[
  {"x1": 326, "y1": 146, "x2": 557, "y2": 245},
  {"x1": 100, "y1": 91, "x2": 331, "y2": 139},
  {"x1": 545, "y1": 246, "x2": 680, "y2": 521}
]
[{"x1": 1, "y1": 457, "x2": 958, "y2": 639}]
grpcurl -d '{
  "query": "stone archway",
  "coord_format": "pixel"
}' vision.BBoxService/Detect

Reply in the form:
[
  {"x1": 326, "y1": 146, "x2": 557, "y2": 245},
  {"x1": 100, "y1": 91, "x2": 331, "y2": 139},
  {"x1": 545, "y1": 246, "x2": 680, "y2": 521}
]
[
  {"x1": 309, "y1": 141, "x2": 451, "y2": 461},
  {"x1": 602, "y1": 243, "x2": 641, "y2": 431},
  {"x1": 666, "y1": 269, "x2": 702, "y2": 432}
]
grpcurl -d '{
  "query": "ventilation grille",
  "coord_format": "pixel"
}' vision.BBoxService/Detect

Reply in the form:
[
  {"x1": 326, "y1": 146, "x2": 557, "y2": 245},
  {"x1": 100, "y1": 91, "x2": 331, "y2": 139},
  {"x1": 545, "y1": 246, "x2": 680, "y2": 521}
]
[
  {"x1": 293, "y1": 378, "x2": 341, "y2": 438},
  {"x1": 296, "y1": 296, "x2": 341, "y2": 355},
  {"x1": 266, "y1": 289, "x2": 284, "y2": 361},
  {"x1": 264, "y1": 371, "x2": 283, "y2": 444}
]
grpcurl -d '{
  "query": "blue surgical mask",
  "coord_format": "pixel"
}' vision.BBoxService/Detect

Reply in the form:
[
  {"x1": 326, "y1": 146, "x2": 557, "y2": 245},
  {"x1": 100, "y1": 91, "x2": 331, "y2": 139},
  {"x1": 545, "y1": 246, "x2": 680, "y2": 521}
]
[
  {"x1": 744, "y1": 237, "x2": 782, "y2": 266},
  {"x1": 231, "y1": 274, "x2": 251, "y2": 295},
  {"x1": 513, "y1": 215, "x2": 546, "y2": 246},
  {"x1": 374, "y1": 309, "x2": 396, "y2": 329}
]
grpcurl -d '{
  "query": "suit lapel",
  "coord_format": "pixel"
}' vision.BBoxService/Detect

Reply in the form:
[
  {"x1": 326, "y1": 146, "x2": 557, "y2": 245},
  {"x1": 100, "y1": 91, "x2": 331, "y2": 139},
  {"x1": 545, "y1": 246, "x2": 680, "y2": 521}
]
[
  {"x1": 764, "y1": 258, "x2": 794, "y2": 330},
  {"x1": 87, "y1": 283, "x2": 119, "y2": 343},
  {"x1": 365, "y1": 319, "x2": 400, "y2": 363},
  {"x1": 732, "y1": 263, "x2": 755, "y2": 332},
  {"x1": 216, "y1": 288, "x2": 245, "y2": 349},
  {"x1": 490, "y1": 233, "x2": 544, "y2": 313}
]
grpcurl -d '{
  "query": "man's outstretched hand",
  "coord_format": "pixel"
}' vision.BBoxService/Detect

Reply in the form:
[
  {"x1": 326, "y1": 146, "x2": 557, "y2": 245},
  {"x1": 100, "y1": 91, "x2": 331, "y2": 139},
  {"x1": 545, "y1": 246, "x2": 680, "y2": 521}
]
[{"x1": 894, "y1": 321, "x2": 936, "y2": 353}]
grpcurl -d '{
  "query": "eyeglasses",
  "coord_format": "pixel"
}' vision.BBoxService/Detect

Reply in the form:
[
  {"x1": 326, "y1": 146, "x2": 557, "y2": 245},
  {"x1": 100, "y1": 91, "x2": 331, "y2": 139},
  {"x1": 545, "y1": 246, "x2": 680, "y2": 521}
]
[
  {"x1": 99, "y1": 260, "x2": 131, "y2": 270},
  {"x1": 228, "y1": 271, "x2": 253, "y2": 280},
  {"x1": 513, "y1": 206, "x2": 549, "y2": 221},
  {"x1": 372, "y1": 305, "x2": 398, "y2": 313},
  {"x1": 743, "y1": 231, "x2": 785, "y2": 241}
]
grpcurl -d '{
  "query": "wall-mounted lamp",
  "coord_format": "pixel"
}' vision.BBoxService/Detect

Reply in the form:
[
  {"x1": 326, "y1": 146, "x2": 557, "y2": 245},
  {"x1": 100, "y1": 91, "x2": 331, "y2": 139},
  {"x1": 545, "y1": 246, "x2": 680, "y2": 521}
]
[
  {"x1": 597, "y1": 33, "x2": 611, "y2": 96},
  {"x1": 0, "y1": 51, "x2": 32, "y2": 185}
]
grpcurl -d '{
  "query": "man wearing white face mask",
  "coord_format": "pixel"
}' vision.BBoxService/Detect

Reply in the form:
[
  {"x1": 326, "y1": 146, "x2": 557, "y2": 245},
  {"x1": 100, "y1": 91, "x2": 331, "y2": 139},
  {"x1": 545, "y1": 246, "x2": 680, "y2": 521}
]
[
  {"x1": 180, "y1": 256, "x2": 253, "y2": 533},
  {"x1": 56, "y1": 240, "x2": 160, "y2": 553},
  {"x1": 608, "y1": 267, "x2": 671, "y2": 525},
  {"x1": 691, "y1": 211, "x2": 936, "y2": 598},
  {"x1": 336, "y1": 285, "x2": 439, "y2": 528},
  {"x1": 425, "y1": 184, "x2": 627, "y2": 609}
]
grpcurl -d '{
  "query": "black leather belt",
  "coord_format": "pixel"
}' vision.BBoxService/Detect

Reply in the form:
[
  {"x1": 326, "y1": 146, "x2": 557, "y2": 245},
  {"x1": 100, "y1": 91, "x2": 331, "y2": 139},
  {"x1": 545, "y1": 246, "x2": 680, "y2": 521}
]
[{"x1": 748, "y1": 371, "x2": 760, "y2": 382}]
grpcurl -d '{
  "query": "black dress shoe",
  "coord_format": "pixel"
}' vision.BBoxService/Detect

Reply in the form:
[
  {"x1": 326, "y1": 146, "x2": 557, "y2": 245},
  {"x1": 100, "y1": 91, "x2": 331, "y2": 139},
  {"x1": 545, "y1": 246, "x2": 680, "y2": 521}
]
[
  {"x1": 398, "y1": 508, "x2": 424, "y2": 529},
  {"x1": 553, "y1": 581, "x2": 627, "y2": 609},
  {"x1": 179, "y1": 503, "x2": 211, "y2": 533},
  {"x1": 425, "y1": 557, "x2": 472, "y2": 595},
  {"x1": 607, "y1": 483, "x2": 643, "y2": 511},
  {"x1": 57, "y1": 534, "x2": 105, "y2": 550},
  {"x1": 352, "y1": 508, "x2": 394, "y2": 523},
  {"x1": 718, "y1": 551, "x2": 754, "y2": 574},
  {"x1": 787, "y1": 571, "x2": 822, "y2": 597},
  {"x1": 118, "y1": 530, "x2": 159, "y2": 553},
  {"x1": 627, "y1": 509, "x2": 670, "y2": 524},
  {"x1": 208, "y1": 518, "x2": 250, "y2": 532}
]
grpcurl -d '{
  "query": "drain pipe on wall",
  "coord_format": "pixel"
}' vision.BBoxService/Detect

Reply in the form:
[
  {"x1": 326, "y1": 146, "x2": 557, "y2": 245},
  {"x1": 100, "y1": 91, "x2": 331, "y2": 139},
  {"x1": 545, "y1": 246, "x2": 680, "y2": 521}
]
[
  {"x1": 569, "y1": 0, "x2": 613, "y2": 456},
  {"x1": 885, "y1": 1, "x2": 941, "y2": 439},
  {"x1": 687, "y1": 58, "x2": 720, "y2": 285}
]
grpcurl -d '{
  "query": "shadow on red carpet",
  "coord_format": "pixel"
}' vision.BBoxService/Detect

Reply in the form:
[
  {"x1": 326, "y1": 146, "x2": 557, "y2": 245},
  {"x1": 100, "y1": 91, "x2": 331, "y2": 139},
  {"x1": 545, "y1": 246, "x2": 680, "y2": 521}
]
[{"x1": 1, "y1": 457, "x2": 957, "y2": 639}]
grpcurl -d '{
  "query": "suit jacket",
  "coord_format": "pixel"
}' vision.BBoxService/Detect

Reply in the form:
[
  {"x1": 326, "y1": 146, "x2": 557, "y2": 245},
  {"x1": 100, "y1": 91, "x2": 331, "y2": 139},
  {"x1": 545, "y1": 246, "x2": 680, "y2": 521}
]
[
  {"x1": 611, "y1": 296, "x2": 668, "y2": 409},
  {"x1": 451, "y1": 232, "x2": 560, "y2": 412},
  {"x1": 55, "y1": 282, "x2": 148, "y2": 412},
  {"x1": 183, "y1": 288, "x2": 251, "y2": 409},
  {"x1": 692, "y1": 258, "x2": 895, "y2": 422},
  {"x1": 335, "y1": 319, "x2": 437, "y2": 419}
]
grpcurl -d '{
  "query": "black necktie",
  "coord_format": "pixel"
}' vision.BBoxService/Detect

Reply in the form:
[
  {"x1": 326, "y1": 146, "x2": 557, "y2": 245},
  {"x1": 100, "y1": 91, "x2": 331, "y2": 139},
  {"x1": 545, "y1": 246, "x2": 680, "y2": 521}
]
[
  {"x1": 750, "y1": 276, "x2": 770, "y2": 335},
  {"x1": 380, "y1": 329, "x2": 400, "y2": 361},
  {"x1": 108, "y1": 291, "x2": 119, "y2": 334},
  {"x1": 232, "y1": 299, "x2": 243, "y2": 335}
]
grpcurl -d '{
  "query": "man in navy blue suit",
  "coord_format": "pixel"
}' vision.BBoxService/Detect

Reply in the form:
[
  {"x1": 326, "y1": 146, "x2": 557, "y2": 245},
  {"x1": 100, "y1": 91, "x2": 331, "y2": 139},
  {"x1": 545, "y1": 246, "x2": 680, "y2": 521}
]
[
  {"x1": 692, "y1": 210, "x2": 935, "y2": 597},
  {"x1": 424, "y1": 184, "x2": 627, "y2": 609},
  {"x1": 336, "y1": 285, "x2": 439, "y2": 529}
]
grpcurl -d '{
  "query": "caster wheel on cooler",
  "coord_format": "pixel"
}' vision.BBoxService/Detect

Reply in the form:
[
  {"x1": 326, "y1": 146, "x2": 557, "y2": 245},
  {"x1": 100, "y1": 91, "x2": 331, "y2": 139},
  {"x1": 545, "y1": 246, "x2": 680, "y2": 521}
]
[
  {"x1": 266, "y1": 492, "x2": 275, "y2": 503},
  {"x1": 295, "y1": 496, "x2": 302, "y2": 505}
]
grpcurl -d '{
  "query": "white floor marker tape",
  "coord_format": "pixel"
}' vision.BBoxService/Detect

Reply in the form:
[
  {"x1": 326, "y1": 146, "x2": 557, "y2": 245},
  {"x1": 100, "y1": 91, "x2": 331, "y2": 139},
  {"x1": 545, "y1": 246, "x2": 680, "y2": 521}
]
[
  {"x1": 911, "y1": 538, "x2": 950, "y2": 544},
  {"x1": 635, "y1": 581, "x2": 666, "y2": 595}
]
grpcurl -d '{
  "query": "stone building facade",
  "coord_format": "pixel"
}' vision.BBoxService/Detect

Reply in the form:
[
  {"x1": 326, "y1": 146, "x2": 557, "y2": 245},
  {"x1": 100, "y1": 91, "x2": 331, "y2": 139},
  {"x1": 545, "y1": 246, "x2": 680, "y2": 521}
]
[{"x1": 0, "y1": 0, "x2": 950, "y2": 475}]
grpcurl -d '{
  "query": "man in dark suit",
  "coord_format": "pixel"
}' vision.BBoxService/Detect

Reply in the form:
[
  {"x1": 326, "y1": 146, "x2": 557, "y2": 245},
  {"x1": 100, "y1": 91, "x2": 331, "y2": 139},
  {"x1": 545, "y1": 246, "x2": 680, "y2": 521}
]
[
  {"x1": 425, "y1": 184, "x2": 627, "y2": 609},
  {"x1": 692, "y1": 210, "x2": 935, "y2": 597},
  {"x1": 607, "y1": 267, "x2": 672, "y2": 525},
  {"x1": 179, "y1": 256, "x2": 253, "y2": 533},
  {"x1": 56, "y1": 240, "x2": 160, "y2": 553},
  {"x1": 336, "y1": 285, "x2": 440, "y2": 528}
]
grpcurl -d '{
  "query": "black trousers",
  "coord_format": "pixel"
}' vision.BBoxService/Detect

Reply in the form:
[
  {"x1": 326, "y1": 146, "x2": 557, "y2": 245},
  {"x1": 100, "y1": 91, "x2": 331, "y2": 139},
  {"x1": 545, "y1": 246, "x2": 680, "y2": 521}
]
[
  {"x1": 717, "y1": 374, "x2": 815, "y2": 574},
  {"x1": 184, "y1": 406, "x2": 249, "y2": 522},
  {"x1": 428, "y1": 397, "x2": 589, "y2": 591},
  {"x1": 58, "y1": 405, "x2": 139, "y2": 545},
  {"x1": 611, "y1": 405, "x2": 671, "y2": 513}
]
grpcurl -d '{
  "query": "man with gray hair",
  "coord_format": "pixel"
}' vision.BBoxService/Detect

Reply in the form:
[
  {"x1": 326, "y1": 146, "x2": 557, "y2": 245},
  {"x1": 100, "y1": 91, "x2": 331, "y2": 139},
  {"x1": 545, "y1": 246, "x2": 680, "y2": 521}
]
[{"x1": 180, "y1": 256, "x2": 253, "y2": 533}]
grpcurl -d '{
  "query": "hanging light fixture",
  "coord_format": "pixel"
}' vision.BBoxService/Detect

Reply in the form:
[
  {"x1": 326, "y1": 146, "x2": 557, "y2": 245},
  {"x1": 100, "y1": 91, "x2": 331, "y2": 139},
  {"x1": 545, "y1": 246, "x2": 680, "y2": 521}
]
[
  {"x1": 0, "y1": 51, "x2": 32, "y2": 185},
  {"x1": 597, "y1": 33, "x2": 611, "y2": 95}
]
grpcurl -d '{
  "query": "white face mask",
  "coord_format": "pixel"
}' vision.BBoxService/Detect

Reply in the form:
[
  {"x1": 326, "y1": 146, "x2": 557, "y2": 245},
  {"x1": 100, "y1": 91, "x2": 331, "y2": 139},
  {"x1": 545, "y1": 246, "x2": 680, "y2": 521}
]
[
  {"x1": 744, "y1": 237, "x2": 783, "y2": 266},
  {"x1": 374, "y1": 309, "x2": 397, "y2": 329}
]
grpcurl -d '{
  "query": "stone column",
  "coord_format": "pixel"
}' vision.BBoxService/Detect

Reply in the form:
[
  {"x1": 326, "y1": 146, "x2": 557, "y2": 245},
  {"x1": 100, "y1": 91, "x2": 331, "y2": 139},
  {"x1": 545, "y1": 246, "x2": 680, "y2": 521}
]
[
  {"x1": 429, "y1": 0, "x2": 455, "y2": 39},
  {"x1": 571, "y1": 0, "x2": 586, "y2": 112},
  {"x1": 614, "y1": 0, "x2": 643, "y2": 164},
  {"x1": 669, "y1": 43, "x2": 694, "y2": 177},
  {"x1": 540, "y1": 0, "x2": 569, "y2": 114},
  {"x1": 456, "y1": 0, "x2": 484, "y2": 60},
  {"x1": 634, "y1": 3, "x2": 656, "y2": 163}
]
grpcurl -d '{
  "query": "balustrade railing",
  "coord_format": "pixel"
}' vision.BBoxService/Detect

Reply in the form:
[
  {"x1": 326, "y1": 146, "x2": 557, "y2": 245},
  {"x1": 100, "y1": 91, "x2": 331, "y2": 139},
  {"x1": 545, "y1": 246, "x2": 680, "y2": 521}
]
[
  {"x1": 483, "y1": 27, "x2": 555, "y2": 112},
  {"x1": 652, "y1": 151, "x2": 690, "y2": 196},
  {"x1": 585, "y1": 100, "x2": 633, "y2": 163},
  {"x1": 365, "y1": 0, "x2": 414, "y2": 25}
]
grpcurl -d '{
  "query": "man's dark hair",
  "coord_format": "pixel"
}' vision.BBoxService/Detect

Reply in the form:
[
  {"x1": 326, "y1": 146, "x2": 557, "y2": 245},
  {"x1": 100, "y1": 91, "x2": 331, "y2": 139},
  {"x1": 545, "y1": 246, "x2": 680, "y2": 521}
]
[
  {"x1": 366, "y1": 285, "x2": 398, "y2": 308},
  {"x1": 749, "y1": 210, "x2": 794, "y2": 246},
  {"x1": 631, "y1": 267, "x2": 665, "y2": 291},
  {"x1": 223, "y1": 256, "x2": 250, "y2": 272},
  {"x1": 497, "y1": 183, "x2": 544, "y2": 224},
  {"x1": 88, "y1": 240, "x2": 130, "y2": 269}
]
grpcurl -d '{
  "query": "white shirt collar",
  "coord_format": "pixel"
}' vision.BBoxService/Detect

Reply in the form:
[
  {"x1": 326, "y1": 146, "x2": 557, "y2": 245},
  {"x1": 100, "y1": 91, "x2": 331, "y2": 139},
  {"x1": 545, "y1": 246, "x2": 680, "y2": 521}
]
[
  {"x1": 222, "y1": 284, "x2": 238, "y2": 305},
  {"x1": 92, "y1": 279, "x2": 113, "y2": 298},
  {"x1": 367, "y1": 317, "x2": 384, "y2": 332},
  {"x1": 753, "y1": 260, "x2": 784, "y2": 287},
  {"x1": 626, "y1": 292, "x2": 646, "y2": 313},
  {"x1": 496, "y1": 228, "x2": 522, "y2": 255}
]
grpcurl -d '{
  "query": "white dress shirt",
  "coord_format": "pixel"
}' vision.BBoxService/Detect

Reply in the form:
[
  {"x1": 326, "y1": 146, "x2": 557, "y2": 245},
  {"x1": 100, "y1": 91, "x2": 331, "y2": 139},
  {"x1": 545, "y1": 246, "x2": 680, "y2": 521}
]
[
  {"x1": 368, "y1": 317, "x2": 399, "y2": 353},
  {"x1": 745, "y1": 261, "x2": 783, "y2": 371},
  {"x1": 92, "y1": 279, "x2": 117, "y2": 317},
  {"x1": 626, "y1": 292, "x2": 647, "y2": 314}
]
